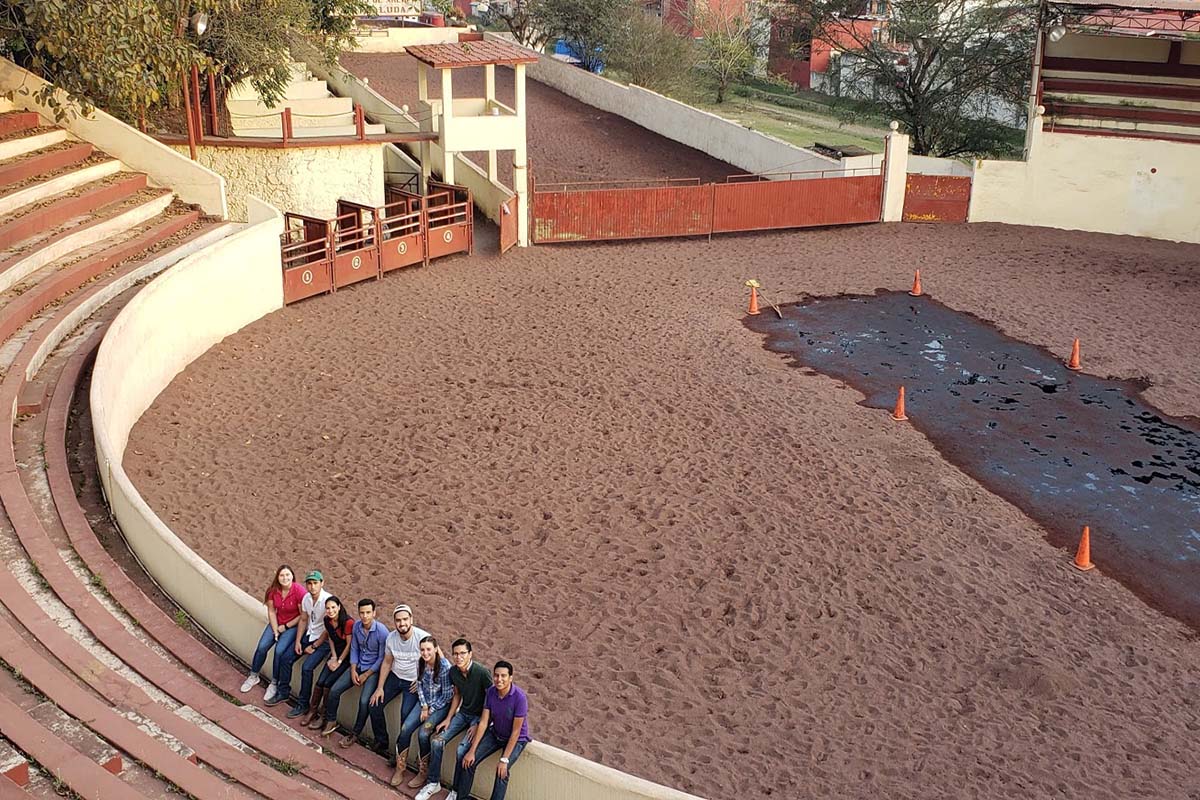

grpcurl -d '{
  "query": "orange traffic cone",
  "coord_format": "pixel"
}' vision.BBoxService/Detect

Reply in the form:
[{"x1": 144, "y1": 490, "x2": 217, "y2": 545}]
[
  {"x1": 891, "y1": 386, "x2": 909, "y2": 421},
  {"x1": 1066, "y1": 338, "x2": 1081, "y2": 371},
  {"x1": 1073, "y1": 525, "x2": 1095, "y2": 571},
  {"x1": 748, "y1": 286, "x2": 761, "y2": 316},
  {"x1": 909, "y1": 270, "x2": 923, "y2": 297}
]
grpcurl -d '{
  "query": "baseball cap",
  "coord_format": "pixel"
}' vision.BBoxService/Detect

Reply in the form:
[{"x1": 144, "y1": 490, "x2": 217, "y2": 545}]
[{"x1": 305, "y1": 570, "x2": 323, "y2": 582}]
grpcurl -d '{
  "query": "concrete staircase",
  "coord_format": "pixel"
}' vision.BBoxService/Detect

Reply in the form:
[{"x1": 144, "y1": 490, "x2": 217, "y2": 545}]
[
  {"x1": 228, "y1": 62, "x2": 386, "y2": 138},
  {"x1": 0, "y1": 107, "x2": 416, "y2": 799}
]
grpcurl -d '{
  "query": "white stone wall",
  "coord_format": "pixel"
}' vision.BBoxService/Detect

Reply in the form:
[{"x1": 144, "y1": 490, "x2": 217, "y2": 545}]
[
  {"x1": 506, "y1": 34, "x2": 841, "y2": 177},
  {"x1": 971, "y1": 114, "x2": 1200, "y2": 245},
  {"x1": 171, "y1": 144, "x2": 385, "y2": 221}
]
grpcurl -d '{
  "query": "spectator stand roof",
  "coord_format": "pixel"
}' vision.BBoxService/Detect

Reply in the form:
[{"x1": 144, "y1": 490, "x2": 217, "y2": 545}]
[{"x1": 404, "y1": 41, "x2": 540, "y2": 70}]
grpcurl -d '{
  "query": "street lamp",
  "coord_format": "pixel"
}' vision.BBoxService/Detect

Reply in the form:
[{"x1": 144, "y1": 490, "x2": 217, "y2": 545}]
[{"x1": 1048, "y1": 17, "x2": 1068, "y2": 42}]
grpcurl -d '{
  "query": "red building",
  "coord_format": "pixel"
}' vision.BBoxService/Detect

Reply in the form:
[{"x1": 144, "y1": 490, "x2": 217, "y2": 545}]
[{"x1": 768, "y1": 1, "x2": 890, "y2": 89}]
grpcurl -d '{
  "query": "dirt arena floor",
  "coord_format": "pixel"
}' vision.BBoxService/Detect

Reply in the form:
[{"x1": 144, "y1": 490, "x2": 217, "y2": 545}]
[
  {"x1": 339, "y1": 53, "x2": 739, "y2": 185},
  {"x1": 126, "y1": 221, "x2": 1200, "y2": 799}
]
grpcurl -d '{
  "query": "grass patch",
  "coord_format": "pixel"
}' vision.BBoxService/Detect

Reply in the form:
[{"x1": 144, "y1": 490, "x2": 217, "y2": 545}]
[{"x1": 265, "y1": 756, "x2": 301, "y2": 776}]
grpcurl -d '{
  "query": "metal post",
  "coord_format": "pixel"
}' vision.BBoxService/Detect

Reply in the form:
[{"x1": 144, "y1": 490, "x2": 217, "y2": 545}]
[
  {"x1": 190, "y1": 64, "x2": 204, "y2": 144},
  {"x1": 181, "y1": 72, "x2": 197, "y2": 160},
  {"x1": 207, "y1": 73, "x2": 219, "y2": 137}
]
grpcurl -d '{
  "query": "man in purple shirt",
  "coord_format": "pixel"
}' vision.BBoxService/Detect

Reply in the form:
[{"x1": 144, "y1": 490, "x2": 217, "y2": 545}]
[{"x1": 453, "y1": 661, "x2": 531, "y2": 800}]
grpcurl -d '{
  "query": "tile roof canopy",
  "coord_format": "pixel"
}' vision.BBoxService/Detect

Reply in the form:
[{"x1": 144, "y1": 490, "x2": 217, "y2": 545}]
[{"x1": 404, "y1": 41, "x2": 540, "y2": 69}]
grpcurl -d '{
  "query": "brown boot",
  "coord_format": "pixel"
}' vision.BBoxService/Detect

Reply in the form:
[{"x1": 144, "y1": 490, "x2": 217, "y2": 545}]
[
  {"x1": 407, "y1": 755, "x2": 429, "y2": 789},
  {"x1": 389, "y1": 748, "x2": 409, "y2": 787},
  {"x1": 300, "y1": 687, "x2": 324, "y2": 727}
]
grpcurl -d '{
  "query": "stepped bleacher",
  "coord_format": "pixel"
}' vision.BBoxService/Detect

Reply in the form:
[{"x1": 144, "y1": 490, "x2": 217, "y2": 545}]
[
  {"x1": 0, "y1": 105, "x2": 421, "y2": 798},
  {"x1": 1041, "y1": 26, "x2": 1200, "y2": 143},
  {"x1": 228, "y1": 62, "x2": 387, "y2": 139}
]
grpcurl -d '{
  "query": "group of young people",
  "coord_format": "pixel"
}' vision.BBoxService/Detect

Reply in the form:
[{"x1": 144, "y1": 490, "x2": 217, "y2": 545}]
[{"x1": 239, "y1": 566, "x2": 532, "y2": 800}]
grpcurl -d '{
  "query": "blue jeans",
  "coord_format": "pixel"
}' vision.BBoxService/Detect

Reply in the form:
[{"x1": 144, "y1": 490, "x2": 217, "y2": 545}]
[
  {"x1": 454, "y1": 728, "x2": 527, "y2": 800},
  {"x1": 415, "y1": 704, "x2": 451, "y2": 758},
  {"x1": 368, "y1": 673, "x2": 419, "y2": 754},
  {"x1": 325, "y1": 668, "x2": 380, "y2": 735},
  {"x1": 291, "y1": 635, "x2": 331, "y2": 710},
  {"x1": 250, "y1": 625, "x2": 298, "y2": 691},
  {"x1": 430, "y1": 710, "x2": 479, "y2": 790},
  {"x1": 316, "y1": 656, "x2": 349, "y2": 689}
]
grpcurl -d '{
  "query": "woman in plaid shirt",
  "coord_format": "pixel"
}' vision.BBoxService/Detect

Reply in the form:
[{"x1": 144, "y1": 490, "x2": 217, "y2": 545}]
[{"x1": 401, "y1": 636, "x2": 454, "y2": 789}]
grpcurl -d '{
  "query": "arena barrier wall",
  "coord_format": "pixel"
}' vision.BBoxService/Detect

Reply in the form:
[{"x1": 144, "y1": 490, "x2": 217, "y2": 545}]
[
  {"x1": 502, "y1": 34, "x2": 841, "y2": 178},
  {"x1": 297, "y1": 44, "x2": 516, "y2": 226},
  {"x1": 971, "y1": 110, "x2": 1200, "y2": 244},
  {"x1": 90, "y1": 205, "x2": 707, "y2": 800},
  {"x1": 0, "y1": 57, "x2": 228, "y2": 218}
]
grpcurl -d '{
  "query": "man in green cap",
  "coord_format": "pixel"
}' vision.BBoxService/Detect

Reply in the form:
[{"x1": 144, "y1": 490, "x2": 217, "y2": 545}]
[{"x1": 278, "y1": 570, "x2": 332, "y2": 715}]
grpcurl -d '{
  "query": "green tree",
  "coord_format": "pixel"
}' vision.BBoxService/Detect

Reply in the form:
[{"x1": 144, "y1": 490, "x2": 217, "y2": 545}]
[
  {"x1": 487, "y1": 0, "x2": 552, "y2": 50},
  {"x1": 536, "y1": 0, "x2": 635, "y2": 72},
  {"x1": 0, "y1": 0, "x2": 225, "y2": 120},
  {"x1": 607, "y1": 5, "x2": 698, "y2": 95},
  {"x1": 693, "y1": 1, "x2": 770, "y2": 103},
  {"x1": 0, "y1": 0, "x2": 369, "y2": 121},
  {"x1": 786, "y1": 0, "x2": 1036, "y2": 156}
]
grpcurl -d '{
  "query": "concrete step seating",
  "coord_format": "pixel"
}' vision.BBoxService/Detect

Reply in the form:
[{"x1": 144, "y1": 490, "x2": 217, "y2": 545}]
[
  {"x1": 0, "y1": 111, "x2": 423, "y2": 800},
  {"x1": 1041, "y1": 67, "x2": 1200, "y2": 142},
  {"x1": 229, "y1": 62, "x2": 385, "y2": 138}
]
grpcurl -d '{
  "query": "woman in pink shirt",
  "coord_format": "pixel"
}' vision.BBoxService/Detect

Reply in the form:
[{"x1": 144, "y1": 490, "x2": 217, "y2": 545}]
[{"x1": 240, "y1": 565, "x2": 307, "y2": 703}]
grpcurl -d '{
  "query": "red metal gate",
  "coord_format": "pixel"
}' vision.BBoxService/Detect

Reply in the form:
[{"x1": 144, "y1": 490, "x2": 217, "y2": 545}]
[
  {"x1": 533, "y1": 178, "x2": 712, "y2": 243},
  {"x1": 532, "y1": 168, "x2": 883, "y2": 244},
  {"x1": 332, "y1": 200, "x2": 380, "y2": 289},
  {"x1": 499, "y1": 195, "x2": 518, "y2": 253},
  {"x1": 280, "y1": 213, "x2": 332, "y2": 304},
  {"x1": 712, "y1": 171, "x2": 883, "y2": 233},
  {"x1": 902, "y1": 174, "x2": 972, "y2": 223},
  {"x1": 426, "y1": 181, "x2": 474, "y2": 259},
  {"x1": 380, "y1": 187, "x2": 426, "y2": 272}
]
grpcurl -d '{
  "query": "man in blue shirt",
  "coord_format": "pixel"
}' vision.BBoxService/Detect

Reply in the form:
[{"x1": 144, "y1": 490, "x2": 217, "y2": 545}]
[
  {"x1": 321, "y1": 598, "x2": 389, "y2": 744},
  {"x1": 451, "y1": 660, "x2": 532, "y2": 800}
]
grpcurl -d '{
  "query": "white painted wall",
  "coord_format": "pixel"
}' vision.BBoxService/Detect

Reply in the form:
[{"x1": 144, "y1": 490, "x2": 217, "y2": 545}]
[
  {"x1": 510, "y1": 36, "x2": 839, "y2": 177},
  {"x1": 171, "y1": 143, "x2": 385, "y2": 221},
  {"x1": 0, "y1": 57, "x2": 228, "y2": 218},
  {"x1": 971, "y1": 112, "x2": 1200, "y2": 244},
  {"x1": 350, "y1": 26, "x2": 464, "y2": 52}
]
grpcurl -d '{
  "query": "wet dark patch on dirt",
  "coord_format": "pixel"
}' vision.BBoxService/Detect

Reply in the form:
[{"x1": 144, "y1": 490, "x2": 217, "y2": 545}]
[{"x1": 746, "y1": 290, "x2": 1200, "y2": 630}]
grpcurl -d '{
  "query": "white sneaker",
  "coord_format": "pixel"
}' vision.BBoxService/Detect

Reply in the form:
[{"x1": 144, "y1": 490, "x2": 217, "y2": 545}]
[
  {"x1": 240, "y1": 673, "x2": 260, "y2": 693},
  {"x1": 444, "y1": 792, "x2": 457, "y2": 800},
  {"x1": 415, "y1": 784, "x2": 440, "y2": 800},
  {"x1": 263, "y1": 682, "x2": 278, "y2": 703}
]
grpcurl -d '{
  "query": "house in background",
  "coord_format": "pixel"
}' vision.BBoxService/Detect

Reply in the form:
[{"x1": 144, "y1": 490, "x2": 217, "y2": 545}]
[
  {"x1": 768, "y1": 1, "x2": 890, "y2": 90},
  {"x1": 660, "y1": 0, "x2": 752, "y2": 37}
]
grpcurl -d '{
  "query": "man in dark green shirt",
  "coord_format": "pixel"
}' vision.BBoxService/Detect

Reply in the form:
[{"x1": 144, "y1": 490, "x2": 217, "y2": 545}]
[{"x1": 415, "y1": 638, "x2": 493, "y2": 800}]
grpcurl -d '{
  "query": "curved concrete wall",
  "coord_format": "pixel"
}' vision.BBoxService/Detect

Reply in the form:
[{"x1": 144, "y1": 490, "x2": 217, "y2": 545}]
[
  {"x1": 0, "y1": 58, "x2": 228, "y2": 218},
  {"x1": 90, "y1": 199, "x2": 704, "y2": 800}
]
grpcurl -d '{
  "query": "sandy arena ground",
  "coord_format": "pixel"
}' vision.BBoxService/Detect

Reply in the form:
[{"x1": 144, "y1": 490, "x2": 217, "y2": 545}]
[
  {"x1": 126, "y1": 221, "x2": 1200, "y2": 800},
  {"x1": 339, "y1": 53, "x2": 740, "y2": 185}
]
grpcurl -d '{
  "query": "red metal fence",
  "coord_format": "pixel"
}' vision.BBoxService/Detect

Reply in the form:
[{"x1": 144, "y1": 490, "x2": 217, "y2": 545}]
[
  {"x1": 279, "y1": 183, "x2": 473, "y2": 305},
  {"x1": 902, "y1": 175, "x2": 972, "y2": 224},
  {"x1": 532, "y1": 168, "x2": 884, "y2": 244}
]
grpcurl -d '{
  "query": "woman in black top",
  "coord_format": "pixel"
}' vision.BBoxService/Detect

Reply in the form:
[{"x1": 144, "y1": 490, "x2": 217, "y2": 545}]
[{"x1": 304, "y1": 596, "x2": 355, "y2": 729}]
